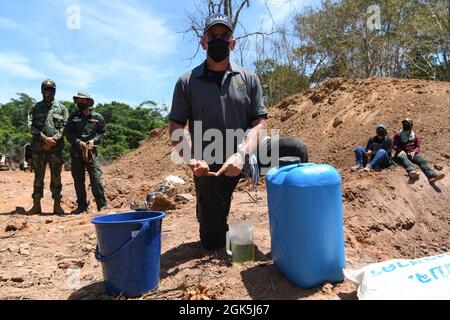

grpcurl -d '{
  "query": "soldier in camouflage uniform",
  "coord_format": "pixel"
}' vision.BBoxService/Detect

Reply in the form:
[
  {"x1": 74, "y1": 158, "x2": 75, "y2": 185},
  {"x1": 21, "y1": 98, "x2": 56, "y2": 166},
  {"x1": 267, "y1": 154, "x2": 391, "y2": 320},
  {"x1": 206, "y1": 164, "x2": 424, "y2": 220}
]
[
  {"x1": 64, "y1": 92, "x2": 107, "y2": 214},
  {"x1": 27, "y1": 79, "x2": 69, "y2": 214}
]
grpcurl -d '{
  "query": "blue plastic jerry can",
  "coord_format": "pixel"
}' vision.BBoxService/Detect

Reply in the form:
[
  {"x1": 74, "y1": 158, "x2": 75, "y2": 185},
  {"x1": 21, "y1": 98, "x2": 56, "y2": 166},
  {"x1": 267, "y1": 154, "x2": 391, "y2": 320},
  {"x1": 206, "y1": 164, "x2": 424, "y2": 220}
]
[{"x1": 265, "y1": 158, "x2": 346, "y2": 288}]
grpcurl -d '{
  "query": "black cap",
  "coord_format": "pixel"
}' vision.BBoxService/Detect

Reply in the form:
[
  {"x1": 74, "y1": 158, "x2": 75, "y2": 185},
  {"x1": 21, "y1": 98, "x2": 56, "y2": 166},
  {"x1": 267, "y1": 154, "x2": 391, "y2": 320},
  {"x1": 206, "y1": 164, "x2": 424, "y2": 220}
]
[
  {"x1": 402, "y1": 118, "x2": 413, "y2": 126},
  {"x1": 204, "y1": 14, "x2": 234, "y2": 33},
  {"x1": 279, "y1": 157, "x2": 302, "y2": 167}
]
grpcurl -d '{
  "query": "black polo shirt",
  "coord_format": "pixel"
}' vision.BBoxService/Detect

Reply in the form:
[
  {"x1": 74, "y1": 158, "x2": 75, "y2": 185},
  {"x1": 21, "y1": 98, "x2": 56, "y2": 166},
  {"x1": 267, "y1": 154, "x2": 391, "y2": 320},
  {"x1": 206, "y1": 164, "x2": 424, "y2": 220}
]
[{"x1": 169, "y1": 61, "x2": 268, "y2": 164}]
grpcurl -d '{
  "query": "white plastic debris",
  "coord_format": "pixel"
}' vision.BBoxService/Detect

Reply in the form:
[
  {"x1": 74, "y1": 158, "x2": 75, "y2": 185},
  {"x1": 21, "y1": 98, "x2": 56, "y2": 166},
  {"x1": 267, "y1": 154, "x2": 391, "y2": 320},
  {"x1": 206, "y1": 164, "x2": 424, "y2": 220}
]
[
  {"x1": 165, "y1": 175, "x2": 186, "y2": 185},
  {"x1": 344, "y1": 252, "x2": 450, "y2": 300}
]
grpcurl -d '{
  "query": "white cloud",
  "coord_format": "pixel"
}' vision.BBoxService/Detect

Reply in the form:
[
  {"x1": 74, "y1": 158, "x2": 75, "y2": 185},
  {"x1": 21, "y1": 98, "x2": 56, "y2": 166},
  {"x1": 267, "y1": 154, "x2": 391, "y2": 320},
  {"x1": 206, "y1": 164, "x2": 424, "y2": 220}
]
[
  {"x1": 0, "y1": 52, "x2": 44, "y2": 79},
  {"x1": 0, "y1": 17, "x2": 17, "y2": 30},
  {"x1": 40, "y1": 52, "x2": 101, "y2": 89},
  {"x1": 79, "y1": 0, "x2": 179, "y2": 56}
]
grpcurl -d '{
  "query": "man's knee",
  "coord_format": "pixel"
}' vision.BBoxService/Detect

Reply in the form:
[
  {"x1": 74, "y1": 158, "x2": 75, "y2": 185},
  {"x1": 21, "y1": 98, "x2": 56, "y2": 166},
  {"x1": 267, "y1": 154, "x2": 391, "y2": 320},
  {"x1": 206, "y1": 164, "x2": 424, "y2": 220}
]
[
  {"x1": 355, "y1": 146, "x2": 365, "y2": 154},
  {"x1": 279, "y1": 137, "x2": 309, "y2": 162},
  {"x1": 376, "y1": 149, "x2": 388, "y2": 157}
]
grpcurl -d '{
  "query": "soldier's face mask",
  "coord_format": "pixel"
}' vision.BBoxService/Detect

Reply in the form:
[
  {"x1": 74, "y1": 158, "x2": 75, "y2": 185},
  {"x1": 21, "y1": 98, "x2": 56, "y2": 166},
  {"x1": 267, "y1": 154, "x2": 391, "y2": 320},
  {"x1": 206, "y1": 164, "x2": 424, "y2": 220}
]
[
  {"x1": 76, "y1": 101, "x2": 91, "y2": 115},
  {"x1": 43, "y1": 88, "x2": 55, "y2": 103}
]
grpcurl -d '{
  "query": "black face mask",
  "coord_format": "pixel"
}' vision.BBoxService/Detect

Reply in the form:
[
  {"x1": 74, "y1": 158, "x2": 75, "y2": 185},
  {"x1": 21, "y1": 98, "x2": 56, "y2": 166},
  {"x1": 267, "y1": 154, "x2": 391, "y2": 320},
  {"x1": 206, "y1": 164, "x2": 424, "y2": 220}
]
[
  {"x1": 77, "y1": 104, "x2": 90, "y2": 112},
  {"x1": 377, "y1": 130, "x2": 387, "y2": 137},
  {"x1": 207, "y1": 39, "x2": 230, "y2": 63},
  {"x1": 403, "y1": 124, "x2": 412, "y2": 131}
]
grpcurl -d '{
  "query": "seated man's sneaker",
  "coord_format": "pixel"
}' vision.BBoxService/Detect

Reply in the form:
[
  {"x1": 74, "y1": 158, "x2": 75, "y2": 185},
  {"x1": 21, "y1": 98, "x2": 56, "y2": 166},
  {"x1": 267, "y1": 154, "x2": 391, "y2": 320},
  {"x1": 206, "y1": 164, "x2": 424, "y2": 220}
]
[
  {"x1": 429, "y1": 173, "x2": 445, "y2": 183},
  {"x1": 364, "y1": 164, "x2": 372, "y2": 172},
  {"x1": 351, "y1": 164, "x2": 363, "y2": 172}
]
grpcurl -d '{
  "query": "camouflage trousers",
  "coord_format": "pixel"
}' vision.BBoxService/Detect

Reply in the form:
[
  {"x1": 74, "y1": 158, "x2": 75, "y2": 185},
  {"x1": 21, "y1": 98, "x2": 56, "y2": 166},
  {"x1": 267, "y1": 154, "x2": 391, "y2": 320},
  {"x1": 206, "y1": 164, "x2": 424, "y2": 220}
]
[
  {"x1": 32, "y1": 150, "x2": 63, "y2": 200},
  {"x1": 71, "y1": 157, "x2": 107, "y2": 211}
]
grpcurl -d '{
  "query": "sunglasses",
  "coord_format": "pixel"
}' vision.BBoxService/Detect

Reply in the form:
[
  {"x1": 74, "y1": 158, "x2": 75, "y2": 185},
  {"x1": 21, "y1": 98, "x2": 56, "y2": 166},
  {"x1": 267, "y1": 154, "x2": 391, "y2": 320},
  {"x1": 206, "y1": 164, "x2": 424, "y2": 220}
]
[{"x1": 204, "y1": 32, "x2": 232, "y2": 42}]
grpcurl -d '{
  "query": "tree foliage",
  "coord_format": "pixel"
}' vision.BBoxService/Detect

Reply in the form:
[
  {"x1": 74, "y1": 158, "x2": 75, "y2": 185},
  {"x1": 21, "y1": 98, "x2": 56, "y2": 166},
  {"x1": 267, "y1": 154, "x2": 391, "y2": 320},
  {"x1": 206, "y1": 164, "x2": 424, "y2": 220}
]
[
  {"x1": 254, "y1": 0, "x2": 449, "y2": 107},
  {"x1": 0, "y1": 94, "x2": 168, "y2": 163}
]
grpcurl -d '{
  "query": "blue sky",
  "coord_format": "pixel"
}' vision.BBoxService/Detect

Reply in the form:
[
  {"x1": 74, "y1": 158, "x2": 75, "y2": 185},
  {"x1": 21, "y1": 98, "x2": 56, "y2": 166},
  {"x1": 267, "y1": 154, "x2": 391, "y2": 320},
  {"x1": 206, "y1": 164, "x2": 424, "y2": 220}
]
[{"x1": 0, "y1": 0, "x2": 320, "y2": 107}]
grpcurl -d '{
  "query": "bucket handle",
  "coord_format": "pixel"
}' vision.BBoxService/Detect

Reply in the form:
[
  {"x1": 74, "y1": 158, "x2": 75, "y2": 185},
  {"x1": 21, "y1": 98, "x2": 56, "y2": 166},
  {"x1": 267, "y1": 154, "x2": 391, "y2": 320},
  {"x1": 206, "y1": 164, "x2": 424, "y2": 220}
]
[{"x1": 95, "y1": 222, "x2": 150, "y2": 263}]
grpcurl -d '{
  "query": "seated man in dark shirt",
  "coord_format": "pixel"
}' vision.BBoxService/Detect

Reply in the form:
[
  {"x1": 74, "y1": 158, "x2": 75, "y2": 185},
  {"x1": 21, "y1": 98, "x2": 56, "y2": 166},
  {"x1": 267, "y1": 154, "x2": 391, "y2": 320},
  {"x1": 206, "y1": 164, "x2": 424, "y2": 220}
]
[{"x1": 352, "y1": 124, "x2": 393, "y2": 172}]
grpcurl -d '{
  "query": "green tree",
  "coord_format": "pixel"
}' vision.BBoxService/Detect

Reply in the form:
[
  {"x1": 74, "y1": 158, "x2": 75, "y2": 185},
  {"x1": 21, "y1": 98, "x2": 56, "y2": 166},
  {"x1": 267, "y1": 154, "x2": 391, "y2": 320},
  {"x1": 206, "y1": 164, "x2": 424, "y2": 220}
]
[{"x1": 255, "y1": 59, "x2": 310, "y2": 107}]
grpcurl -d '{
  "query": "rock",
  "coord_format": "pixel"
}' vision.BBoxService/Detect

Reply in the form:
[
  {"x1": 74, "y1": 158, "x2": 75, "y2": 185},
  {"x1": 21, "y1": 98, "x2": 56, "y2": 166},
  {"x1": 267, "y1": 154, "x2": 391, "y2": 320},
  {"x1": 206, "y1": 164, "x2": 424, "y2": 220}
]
[
  {"x1": 5, "y1": 225, "x2": 18, "y2": 232},
  {"x1": 19, "y1": 244, "x2": 30, "y2": 256},
  {"x1": 45, "y1": 220, "x2": 53, "y2": 224},
  {"x1": 16, "y1": 261, "x2": 25, "y2": 267},
  {"x1": 321, "y1": 283, "x2": 334, "y2": 295},
  {"x1": 175, "y1": 193, "x2": 194, "y2": 202},
  {"x1": 312, "y1": 111, "x2": 320, "y2": 119},
  {"x1": 281, "y1": 110, "x2": 296, "y2": 122},
  {"x1": 434, "y1": 164, "x2": 444, "y2": 171},
  {"x1": 58, "y1": 260, "x2": 85, "y2": 270},
  {"x1": 333, "y1": 117, "x2": 343, "y2": 128},
  {"x1": 441, "y1": 153, "x2": 450, "y2": 159},
  {"x1": 11, "y1": 277, "x2": 25, "y2": 283},
  {"x1": 151, "y1": 195, "x2": 176, "y2": 211}
]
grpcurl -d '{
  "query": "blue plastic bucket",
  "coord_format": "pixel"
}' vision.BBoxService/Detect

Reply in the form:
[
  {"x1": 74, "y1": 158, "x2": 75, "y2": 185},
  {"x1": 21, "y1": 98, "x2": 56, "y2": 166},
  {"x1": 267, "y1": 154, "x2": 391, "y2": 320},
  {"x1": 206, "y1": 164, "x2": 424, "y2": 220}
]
[{"x1": 91, "y1": 211, "x2": 166, "y2": 297}]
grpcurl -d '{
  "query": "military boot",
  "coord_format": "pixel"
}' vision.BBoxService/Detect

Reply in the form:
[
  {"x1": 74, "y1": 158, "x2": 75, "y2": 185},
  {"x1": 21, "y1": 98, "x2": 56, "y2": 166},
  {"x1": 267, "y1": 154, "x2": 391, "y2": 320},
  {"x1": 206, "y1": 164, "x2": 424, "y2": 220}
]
[
  {"x1": 71, "y1": 207, "x2": 88, "y2": 215},
  {"x1": 27, "y1": 198, "x2": 42, "y2": 215},
  {"x1": 53, "y1": 198, "x2": 65, "y2": 215}
]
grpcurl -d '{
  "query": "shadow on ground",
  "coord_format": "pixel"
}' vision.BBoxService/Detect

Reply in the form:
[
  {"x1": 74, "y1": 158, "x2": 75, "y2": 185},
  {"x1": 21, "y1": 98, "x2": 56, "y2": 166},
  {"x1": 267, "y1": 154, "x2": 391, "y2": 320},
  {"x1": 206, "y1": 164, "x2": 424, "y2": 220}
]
[{"x1": 68, "y1": 282, "x2": 116, "y2": 300}]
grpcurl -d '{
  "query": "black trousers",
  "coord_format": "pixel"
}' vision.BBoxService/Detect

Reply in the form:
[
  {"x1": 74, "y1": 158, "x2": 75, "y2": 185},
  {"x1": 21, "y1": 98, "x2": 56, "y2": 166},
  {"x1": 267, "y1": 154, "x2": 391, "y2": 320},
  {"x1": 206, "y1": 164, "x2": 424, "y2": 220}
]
[
  {"x1": 395, "y1": 153, "x2": 437, "y2": 179},
  {"x1": 194, "y1": 136, "x2": 308, "y2": 250},
  {"x1": 71, "y1": 157, "x2": 107, "y2": 211}
]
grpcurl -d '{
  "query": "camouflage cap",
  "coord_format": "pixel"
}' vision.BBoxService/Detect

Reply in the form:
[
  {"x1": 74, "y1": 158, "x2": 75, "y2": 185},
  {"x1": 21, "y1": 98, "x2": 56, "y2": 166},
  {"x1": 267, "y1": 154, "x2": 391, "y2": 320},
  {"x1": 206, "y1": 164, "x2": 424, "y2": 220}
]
[
  {"x1": 73, "y1": 92, "x2": 94, "y2": 106},
  {"x1": 41, "y1": 79, "x2": 56, "y2": 90}
]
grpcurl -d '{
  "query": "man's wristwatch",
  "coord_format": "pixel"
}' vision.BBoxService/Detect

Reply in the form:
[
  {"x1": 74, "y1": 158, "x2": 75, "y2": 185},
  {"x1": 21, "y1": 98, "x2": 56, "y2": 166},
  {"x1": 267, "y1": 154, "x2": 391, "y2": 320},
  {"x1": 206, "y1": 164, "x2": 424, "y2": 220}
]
[{"x1": 237, "y1": 147, "x2": 249, "y2": 164}]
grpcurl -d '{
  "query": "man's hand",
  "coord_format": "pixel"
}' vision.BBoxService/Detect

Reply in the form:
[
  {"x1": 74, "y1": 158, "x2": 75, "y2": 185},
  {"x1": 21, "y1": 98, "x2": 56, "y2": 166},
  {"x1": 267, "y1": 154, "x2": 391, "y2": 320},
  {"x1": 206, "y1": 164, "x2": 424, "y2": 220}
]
[
  {"x1": 86, "y1": 140, "x2": 95, "y2": 149},
  {"x1": 78, "y1": 141, "x2": 87, "y2": 152},
  {"x1": 398, "y1": 151, "x2": 407, "y2": 158},
  {"x1": 189, "y1": 159, "x2": 211, "y2": 177},
  {"x1": 215, "y1": 153, "x2": 245, "y2": 177},
  {"x1": 42, "y1": 137, "x2": 56, "y2": 151},
  {"x1": 365, "y1": 150, "x2": 373, "y2": 157},
  {"x1": 408, "y1": 152, "x2": 415, "y2": 159}
]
